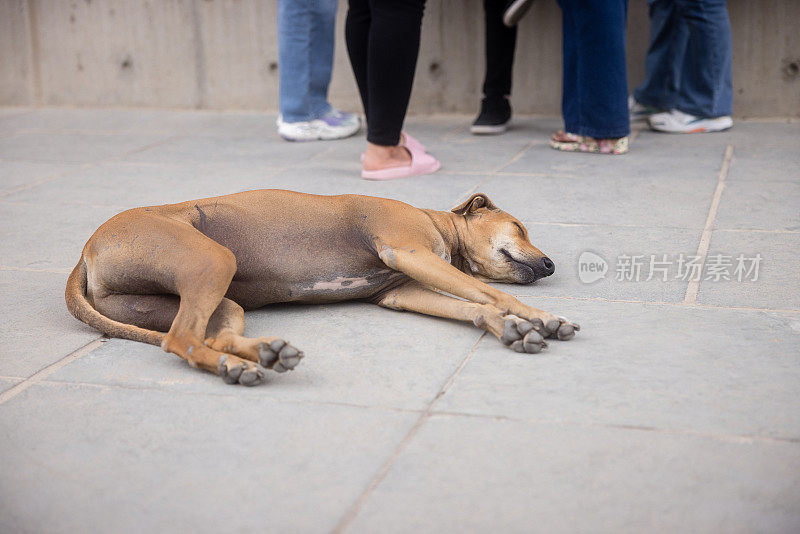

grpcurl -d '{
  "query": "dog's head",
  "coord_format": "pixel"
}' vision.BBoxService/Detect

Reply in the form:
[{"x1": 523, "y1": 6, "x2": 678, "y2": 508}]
[{"x1": 451, "y1": 193, "x2": 554, "y2": 284}]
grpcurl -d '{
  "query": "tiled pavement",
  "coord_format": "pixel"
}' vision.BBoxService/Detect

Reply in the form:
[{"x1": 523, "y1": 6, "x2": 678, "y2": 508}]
[{"x1": 0, "y1": 108, "x2": 798, "y2": 533}]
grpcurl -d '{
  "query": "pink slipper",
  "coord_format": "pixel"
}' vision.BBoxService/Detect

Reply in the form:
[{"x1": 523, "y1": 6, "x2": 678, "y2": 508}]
[
  {"x1": 361, "y1": 145, "x2": 441, "y2": 180},
  {"x1": 360, "y1": 131, "x2": 427, "y2": 163},
  {"x1": 401, "y1": 131, "x2": 426, "y2": 153}
]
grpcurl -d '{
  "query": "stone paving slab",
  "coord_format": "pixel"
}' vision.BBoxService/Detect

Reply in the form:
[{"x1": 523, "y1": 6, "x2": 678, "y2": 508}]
[
  {"x1": 402, "y1": 115, "x2": 469, "y2": 141},
  {"x1": 0, "y1": 108, "x2": 180, "y2": 135},
  {"x1": 715, "y1": 179, "x2": 800, "y2": 231},
  {"x1": 441, "y1": 116, "x2": 564, "y2": 146},
  {"x1": 632, "y1": 121, "x2": 800, "y2": 150},
  {"x1": 0, "y1": 271, "x2": 98, "y2": 378},
  {"x1": 479, "y1": 171, "x2": 716, "y2": 228},
  {"x1": 50, "y1": 301, "x2": 482, "y2": 411},
  {"x1": 0, "y1": 382, "x2": 418, "y2": 534},
  {"x1": 0, "y1": 161, "x2": 82, "y2": 195},
  {"x1": 501, "y1": 137, "x2": 727, "y2": 182},
  {"x1": 435, "y1": 298, "x2": 800, "y2": 440},
  {"x1": 4, "y1": 161, "x2": 283, "y2": 210},
  {"x1": 0, "y1": 377, "x2": 21, "y2": 394},
  {"x1": 0, "y1": 201, "x2": 121, "y2": 271},
  {"x1": 349, "y1": 415, "x2": 800, "y2": 534},
  {"x1": 697, "y1": 230, "x2": 800, "y2": 310},
  {"x1": 259, "y1": 165, "x2": 480, "y2": 211},
  {"x1": 0, "y1": 131, "x2": 173, "y2": 164},
  {"x1": 727, "y1": 145, "x2": 800, "y2": 183},
  {"x1": 425, "y1": 138, "x2": 536, "y2": 174},
  {"x1": 121, "y1": 131, "x2": 333, "y2": 167}
]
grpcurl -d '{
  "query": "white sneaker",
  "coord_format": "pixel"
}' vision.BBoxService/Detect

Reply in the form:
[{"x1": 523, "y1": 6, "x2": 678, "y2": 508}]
[
  {"x1": 277, "y1": 109, "x2": 361, "y2": 142},
  {"x1": 648, "y1": 109, "x2": 733, "y2": 133},
  {"x1": 628, "y1": 95, "x2": 661, "y2": 122}
]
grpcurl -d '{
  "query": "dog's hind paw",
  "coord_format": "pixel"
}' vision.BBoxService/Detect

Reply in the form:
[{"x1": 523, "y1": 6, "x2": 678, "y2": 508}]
[
  {"x1": 257, "y1": 339, "x2": 304, "y2": 373},
  {"x1": 500, "y1": 316, "x2": 548, "y2": 353},
  {"x1": 217, "y1": 355, "x2": 264, "y2": 386}
]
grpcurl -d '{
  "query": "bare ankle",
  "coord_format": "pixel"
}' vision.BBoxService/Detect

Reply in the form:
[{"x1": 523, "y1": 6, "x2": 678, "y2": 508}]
[{"x1": 362, "y1": 143, "x2": 411, "y2": 171}]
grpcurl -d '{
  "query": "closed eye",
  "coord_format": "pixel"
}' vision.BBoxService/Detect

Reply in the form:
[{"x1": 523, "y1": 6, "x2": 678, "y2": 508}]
[{"x1": 512, "y1": 222, "x2": 526, "y2": 237}]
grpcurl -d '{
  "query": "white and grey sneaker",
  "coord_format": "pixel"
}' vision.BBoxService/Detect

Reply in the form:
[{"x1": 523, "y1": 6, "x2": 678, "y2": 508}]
[
  {"x1": 628, "y1": 95, "x2": 661, "y2": 122},
  {"x1": 277, "y1": 109, "x2": 361, "y2": 141},
  {"x1": 648, "y1": 109, "x2": 733, "y2": 134}
]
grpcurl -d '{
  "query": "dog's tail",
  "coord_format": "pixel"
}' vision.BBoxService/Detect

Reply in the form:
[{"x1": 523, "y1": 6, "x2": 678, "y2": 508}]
[{"x1": 65, "y1": 259, "x2": 165, "y2": 347}]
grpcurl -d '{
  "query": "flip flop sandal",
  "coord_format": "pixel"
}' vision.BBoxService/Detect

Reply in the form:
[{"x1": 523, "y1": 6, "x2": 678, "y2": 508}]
[
  {"x1": 551, "y1": 130, "x2": 580, "y2": 143},
  {"x1": 550, "y1": 133, "x2": 629, "y2": 155},
  {"x1": 361, "y1": 144, "x2": 441, "y2": 180}
]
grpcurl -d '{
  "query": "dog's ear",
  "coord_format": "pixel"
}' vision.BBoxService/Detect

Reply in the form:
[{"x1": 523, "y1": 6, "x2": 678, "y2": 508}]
[{"x1": 451, "y1": 193, "x2": 498, "y2": 215}]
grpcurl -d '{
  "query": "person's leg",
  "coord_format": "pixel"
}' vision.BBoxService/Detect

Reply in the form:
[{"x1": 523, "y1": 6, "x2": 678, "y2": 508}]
[
  {"x1": 360, "y1": 0, "x2": 439, "y2": 175},
  {"x1": 345, "y1": 0, "x2": 372, "y2": 123},
  {"x1": 472, "y1": 0, "x2": 517, "y2": 134},
  {"x1": 304, "y1": 0, "x2": 360, "y2": 139},
  {"x1": 482, "y1": 0, "x2": 517, "y2": 101},
  {"x1": 633, "y1": 0, "x2": 689, "y2": 111},
  {"x1": 277, "y1": 0, "x2": 312, "y2": 123},
  {"x1": 673, "y1": 0, "x2": 732, "y2": 118},
  {"x1": 562, "y1": 0, "x2": 630, "y2": 139},
  {"x1": 308, "y1": 0, "x2": 338, "y2": 119},
  {"x1": 557, "y1": 0, "x2": 579, "y2": 138},
  {"x1": 364, "y1": 0, "x2": 427, "y2": 147}
]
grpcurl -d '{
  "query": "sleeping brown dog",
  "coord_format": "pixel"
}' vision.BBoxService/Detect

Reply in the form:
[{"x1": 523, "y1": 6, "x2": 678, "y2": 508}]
[{"x1": 66, "y1": 190, "x2": 579, "y2": 386}]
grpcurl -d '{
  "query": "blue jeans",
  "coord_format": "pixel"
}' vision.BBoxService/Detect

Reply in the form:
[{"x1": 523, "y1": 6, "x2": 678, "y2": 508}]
[
  {"x1": 277, "y1": 0, "x2": 338, "y2": 123},
  {"x1": 557, "y1": 0, "x2": 630, "y2": 138},
  {"x1": 633, "y1": 0, "x2": 732, "y2": 118}
]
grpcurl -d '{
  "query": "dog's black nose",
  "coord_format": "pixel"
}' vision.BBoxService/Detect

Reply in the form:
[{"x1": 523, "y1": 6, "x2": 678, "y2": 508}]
[{"x1": 541, "y1": 257, "x2": 555, "y2": 276}]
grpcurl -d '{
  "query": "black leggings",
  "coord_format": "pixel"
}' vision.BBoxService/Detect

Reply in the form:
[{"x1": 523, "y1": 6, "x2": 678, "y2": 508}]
[
  {"x1": 483, "y1": 0, "x2": 517, "y2": 100},
  {"x1": 345, "y1": 0, "x2": 427, "y2": 146}
]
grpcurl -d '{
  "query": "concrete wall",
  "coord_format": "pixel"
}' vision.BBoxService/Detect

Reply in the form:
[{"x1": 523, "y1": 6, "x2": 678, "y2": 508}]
[{"x1": 2, "y1": 0, "x2": 798, "y2": 117}]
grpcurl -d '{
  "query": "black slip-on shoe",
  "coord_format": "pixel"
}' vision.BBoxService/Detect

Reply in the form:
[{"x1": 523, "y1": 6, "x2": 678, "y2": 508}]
[{"x1": 471, "y1": 97, "x2": 512, "y2": 135}]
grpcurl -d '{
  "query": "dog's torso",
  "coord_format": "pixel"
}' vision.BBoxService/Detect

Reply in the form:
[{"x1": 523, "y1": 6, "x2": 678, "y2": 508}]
[{"x1": 89, "y1": 190, "x2": 446, "y2": 309}]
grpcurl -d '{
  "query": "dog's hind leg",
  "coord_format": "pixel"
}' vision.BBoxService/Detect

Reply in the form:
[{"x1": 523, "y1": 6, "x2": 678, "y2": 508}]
[
  {"x1": 376, "y1": 281, "x2": 548, "y2": 354},
  {"x1": 204, "y1": 298, "x2": 304, "y2": 374},
  {"x1": 87, "y1": 212, "x2": 264, "y2": 385},
  {"x1": 93, "y1": 292, "x2": 302, "y2": 375},
  {"x1": 156, "y1": 246, "x2": 266, "y2": 386}
]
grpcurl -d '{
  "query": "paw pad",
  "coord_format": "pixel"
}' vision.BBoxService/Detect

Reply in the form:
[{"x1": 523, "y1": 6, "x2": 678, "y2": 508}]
[
  {"x1": 257, "y1": 339, "x2": 304, "y2": 373},
  {"x1": 543, "y1": 317, "x2": 581, "y2": 340},
  {"x1": 217, "y1": 355, "x2": 264, "y2": 386},
  {"x1": 501, "y1": 318, "x2": 548, "y2": 354}
]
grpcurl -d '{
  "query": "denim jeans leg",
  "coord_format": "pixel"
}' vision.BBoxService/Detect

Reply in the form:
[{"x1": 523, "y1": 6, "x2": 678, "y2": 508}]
[
  {"x1": 558, "y1": 0, "x2": 579, "y2": 133},
  {"x1": 309, "y1": 0, "x2": 337, "y2": 119},
  {"x1": 559, "y1": 0, "x2": 630, "y2": 139},
  {"x1": 674, "y1": 0, "x2": 733, "y2": 117},
  {"x1": 633, "y1": 0, "x2": 689, "y2": 110},
  {"x1": 278, "y1": 0, "x2": 312, "y2": 123}
]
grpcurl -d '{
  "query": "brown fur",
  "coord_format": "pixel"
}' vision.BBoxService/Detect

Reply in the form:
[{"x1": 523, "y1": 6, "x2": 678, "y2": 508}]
[{"x1": 66, "y1": 190, "x2": 578, "y2": 386}]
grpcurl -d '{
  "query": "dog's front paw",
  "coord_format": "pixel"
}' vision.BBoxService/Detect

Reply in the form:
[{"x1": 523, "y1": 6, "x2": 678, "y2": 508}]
[
  {"x1": 257, "y1": 339, "x2": 304, "y2": 373},
  {"x1": 217, "y1": 355, "x2": 264, "y2": 386},
  {"x1": 500, "y1": 315, "x2": 548, "y2": 354},
  {"x1": 543, "y1": 316, "x2": 581, "y2": 341}
]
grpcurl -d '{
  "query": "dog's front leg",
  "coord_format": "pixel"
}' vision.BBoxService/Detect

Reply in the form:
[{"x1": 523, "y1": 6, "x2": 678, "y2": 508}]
[
  {"x1": 377, "y1": 281, "x2": 548, "y2": 353},
  {"x1": 378, "y1": 245, "x2": 579, "y2": 340}
]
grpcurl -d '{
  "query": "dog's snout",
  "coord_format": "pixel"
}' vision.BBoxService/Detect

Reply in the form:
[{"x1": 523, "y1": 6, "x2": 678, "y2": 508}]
[{"x1": 541, "y1": 257, "x2": 555, "y2": 276}]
